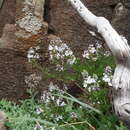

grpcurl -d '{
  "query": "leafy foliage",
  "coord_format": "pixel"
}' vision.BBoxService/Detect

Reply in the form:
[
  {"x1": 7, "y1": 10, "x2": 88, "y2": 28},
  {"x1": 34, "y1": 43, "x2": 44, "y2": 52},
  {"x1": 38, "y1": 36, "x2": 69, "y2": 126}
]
[{"x1": 0, "y1": 44, "x2": 127, "y2": 129}]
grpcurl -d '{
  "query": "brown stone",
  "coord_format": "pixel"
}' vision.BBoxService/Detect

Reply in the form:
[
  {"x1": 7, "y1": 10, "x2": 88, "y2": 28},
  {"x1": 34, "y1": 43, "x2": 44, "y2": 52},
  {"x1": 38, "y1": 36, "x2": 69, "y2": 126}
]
[
  {"x1": 48, "y1": 0, "x2": 130, "y2": 57},
  {"x1": 0, "y1": 0, "x2": 15, "y2": 37},
  {"x1": 0, "y1": 24, "x2": 16, "y2": 49}
]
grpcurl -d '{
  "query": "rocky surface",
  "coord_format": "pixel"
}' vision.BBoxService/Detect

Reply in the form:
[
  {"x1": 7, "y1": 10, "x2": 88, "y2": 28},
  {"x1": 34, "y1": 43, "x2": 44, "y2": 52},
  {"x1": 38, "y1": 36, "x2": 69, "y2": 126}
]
[
  {"x1": 0, "y1": 0, "x2": 15, "y2": 37},
  {"x1": 0, "y1": 0, "x2": 130, "y2": 101}
]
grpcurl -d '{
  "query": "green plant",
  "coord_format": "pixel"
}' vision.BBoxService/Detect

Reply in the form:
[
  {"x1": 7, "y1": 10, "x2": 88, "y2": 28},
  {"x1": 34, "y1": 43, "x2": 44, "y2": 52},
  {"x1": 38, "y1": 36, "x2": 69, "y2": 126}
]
[{"x1": 0, "y1": 44, "x2": 127, "y2": 130}]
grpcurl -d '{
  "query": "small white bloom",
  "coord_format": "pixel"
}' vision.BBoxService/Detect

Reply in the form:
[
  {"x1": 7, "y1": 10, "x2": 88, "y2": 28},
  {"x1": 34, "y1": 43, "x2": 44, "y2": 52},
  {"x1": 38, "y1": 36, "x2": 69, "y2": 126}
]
[
  {"x1": 55, "y1": 115, "x2": 63, "y2": 121},
  {"x1": 34, "y1": 123, "x2": 44, "y2": 130},
  {"x1": 51, "y1": 127, "x2": 57, "y2": 130},
  {"x1": 48, "y1": 38, "x2": 76, "y2": 69},
  {"x1": 56, "y1": 98, "x2": 61, "y2": 106},
  {"x1": 48, "y1": 82, "x2": 58, "y2": 92},
  {"x1": 81, "y1": 70, "x2": 88, "y2": 79},
  {"x1": 65, "y1": 50, "x2": 73, "y2": 56},
  {"x1": 49, "y1": 45, "x2": 53, "y2": 50},
  {"x1": 67, "y1": 56, "x2": 76, "y2": 65},
  {"x1": 82, "y1": 50, "x2": 90, "y2": 59},
  {"x1": 70, "y1": 112, "x2": 78, "y2": 118},
  {"x1": 36, "y1": 107, "x2": 43, "y2": 115},
  {"x1": 60, "y1": 101, "x2": 66, "y2": 106},
  {"x1": 104, "y1": 51, "x2": 111, "y2": 56},
  {"x1": 96, "y1": 41, "x2": 102, "y2": 49},
  {"x1": 89, "y1": 47, "x2": 96, "y2": 54},
  {"x1": 102, "y1": 66, "x2": 113, "y2": 86},
  {"x1": 86, "y1": 76, "x2": 96, "y2": 84}
]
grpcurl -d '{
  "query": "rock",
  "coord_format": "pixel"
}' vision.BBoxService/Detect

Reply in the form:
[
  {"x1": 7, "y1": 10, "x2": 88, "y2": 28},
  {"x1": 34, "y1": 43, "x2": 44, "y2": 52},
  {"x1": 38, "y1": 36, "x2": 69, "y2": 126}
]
[
  {"x1": 0, "y1": 24, "x2": 16, "y2": 49},
  {"x1": 0, "y1": 0, "x2": 48, "y2": 101},
  {"x1": 0, "y1": 49, "x2": 31, "y2": 101}
]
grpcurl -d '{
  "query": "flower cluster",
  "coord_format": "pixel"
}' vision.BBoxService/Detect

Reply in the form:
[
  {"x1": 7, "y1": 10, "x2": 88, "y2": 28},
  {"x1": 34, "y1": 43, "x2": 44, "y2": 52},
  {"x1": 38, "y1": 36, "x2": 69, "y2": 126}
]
[
  {"x1": 27, "y1": 46, "x2": 40, "y2": 62},
  {"x1": 102, "y1": 66, "x2": 113, "y2": 86},
  {"x1": 40, "y1": 82, "x2": 67, "y2": 106},
  {"x1": 48, "y1": 38, "x2": 76, "y2": 71},
  {"x1": 81, "y1": 70, "x2": 100, "y2": 92},
  {"x1": 34, "y1": 122, "x2": 44, "y2": 130},
  {"x1": 82, "y1": 43, "x2": 101, "y2": 61},
  {"x1": 82, "y1": 40, "x2": 111, "y2": 60},
  {"x1": 25, "y1": 73, "x2": 42, "y2": 88}
]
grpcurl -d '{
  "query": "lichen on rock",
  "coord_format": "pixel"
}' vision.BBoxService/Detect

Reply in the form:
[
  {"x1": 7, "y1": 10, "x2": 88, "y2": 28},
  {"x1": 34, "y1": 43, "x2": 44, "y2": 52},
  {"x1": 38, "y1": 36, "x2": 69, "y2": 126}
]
[{"x1": 16, "y1": 0, "x2": 43, "y2": 35}]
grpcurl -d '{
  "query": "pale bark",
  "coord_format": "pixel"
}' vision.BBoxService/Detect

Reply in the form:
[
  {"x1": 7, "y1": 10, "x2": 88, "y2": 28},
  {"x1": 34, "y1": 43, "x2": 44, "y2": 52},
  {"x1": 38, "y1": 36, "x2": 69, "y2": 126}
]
[{"x1": 68, "y1": 0, "x2": 130, "y2": 128}]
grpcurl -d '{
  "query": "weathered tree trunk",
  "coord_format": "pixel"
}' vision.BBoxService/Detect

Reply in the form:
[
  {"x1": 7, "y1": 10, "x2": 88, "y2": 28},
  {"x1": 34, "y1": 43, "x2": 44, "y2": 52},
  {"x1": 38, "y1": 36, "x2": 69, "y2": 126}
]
[{"x1": 68, "y1": 0, "x2": 130, "y2": 128}]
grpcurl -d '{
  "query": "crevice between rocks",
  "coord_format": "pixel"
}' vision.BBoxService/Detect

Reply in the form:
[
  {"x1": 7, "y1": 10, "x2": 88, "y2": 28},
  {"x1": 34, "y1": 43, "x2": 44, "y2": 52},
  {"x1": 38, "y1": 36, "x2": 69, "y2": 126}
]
[{"x1": 44, "y1": 0, "x2": 55, "y2": 34}]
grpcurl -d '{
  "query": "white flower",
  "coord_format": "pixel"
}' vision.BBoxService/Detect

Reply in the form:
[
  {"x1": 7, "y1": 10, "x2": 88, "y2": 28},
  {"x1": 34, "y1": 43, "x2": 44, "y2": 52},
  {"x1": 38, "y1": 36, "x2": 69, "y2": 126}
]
[
  {"x1": 83, "y1": 80, "x2": 88, "y2": 88},
  {"x1": 27, "y1": 46, "x2": 40, "y2": 62},
  {"x1": 56, "y1": 64, "x2": 64, "y2": 71},
  {"x1": 86, "y1": 76, "x2": 96, "y2": 84},
  {"x1": 120, "y1": 35, "x2": 128, "y2": 44},
  {"x1": 67, "y1": 56, "x2": 76, "y2": 65},
  {"x1": 51, "y1": 127, "x2": 57, "y2": 130},
  {"x1": 55, "y1": 115, "x2": 63, "y2": 121},
  {"x1": 89, "y1": 47, "x2": 96, "y2": 54},
  {"x1": 41, "y1": 91, "x2": 51, "y2": 104},
  {"x1": 60, "y1": 101, "x2": 66, "y2": 106},
  {"x1": 65, "y1": 50, "x2": 73, "y2": 56},
  {"x1": 96, "y1": 41, "x2": 102, "y2": 49},
  {"x1": 34, "y1": 123, "x2": 44, "y2": 130},
  {"x1": 81, "y1": 70, "x2": 88, "y2": 79},
  {"x1": 36, "y1": 107, "x2": 43, "y2": 115},
  {"x1": 48, "y1": 38, "x2": 76, "y2": 68},
  {"x1": 102, "y1": 66, "x2": 113, "y2": 86},
  {"x1": 48, "y1": 45, "x2": 53, "y2": 51},
  {"x1": 70, "y1": 112, "x2": 78, "y2": 118},
  {"x1": 48, "y1": 82, "x2": 58, "y2": 92},
  {"x1": 82, "y1": 50, "x2": 90, "y2": 59},
  {"x1": 104, "y1": 51, "x2": 111, "y2": 56},
  {"x1": 56, "y1": 98, "x2": 61, "y2": 106}
]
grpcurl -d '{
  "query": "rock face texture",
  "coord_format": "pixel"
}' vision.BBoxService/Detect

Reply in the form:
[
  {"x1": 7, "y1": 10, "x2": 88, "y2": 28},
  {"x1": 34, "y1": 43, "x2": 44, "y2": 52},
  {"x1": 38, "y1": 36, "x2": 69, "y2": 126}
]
[{"x1": 0, "y1": 0, "x2": 130, "y2": 101}]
